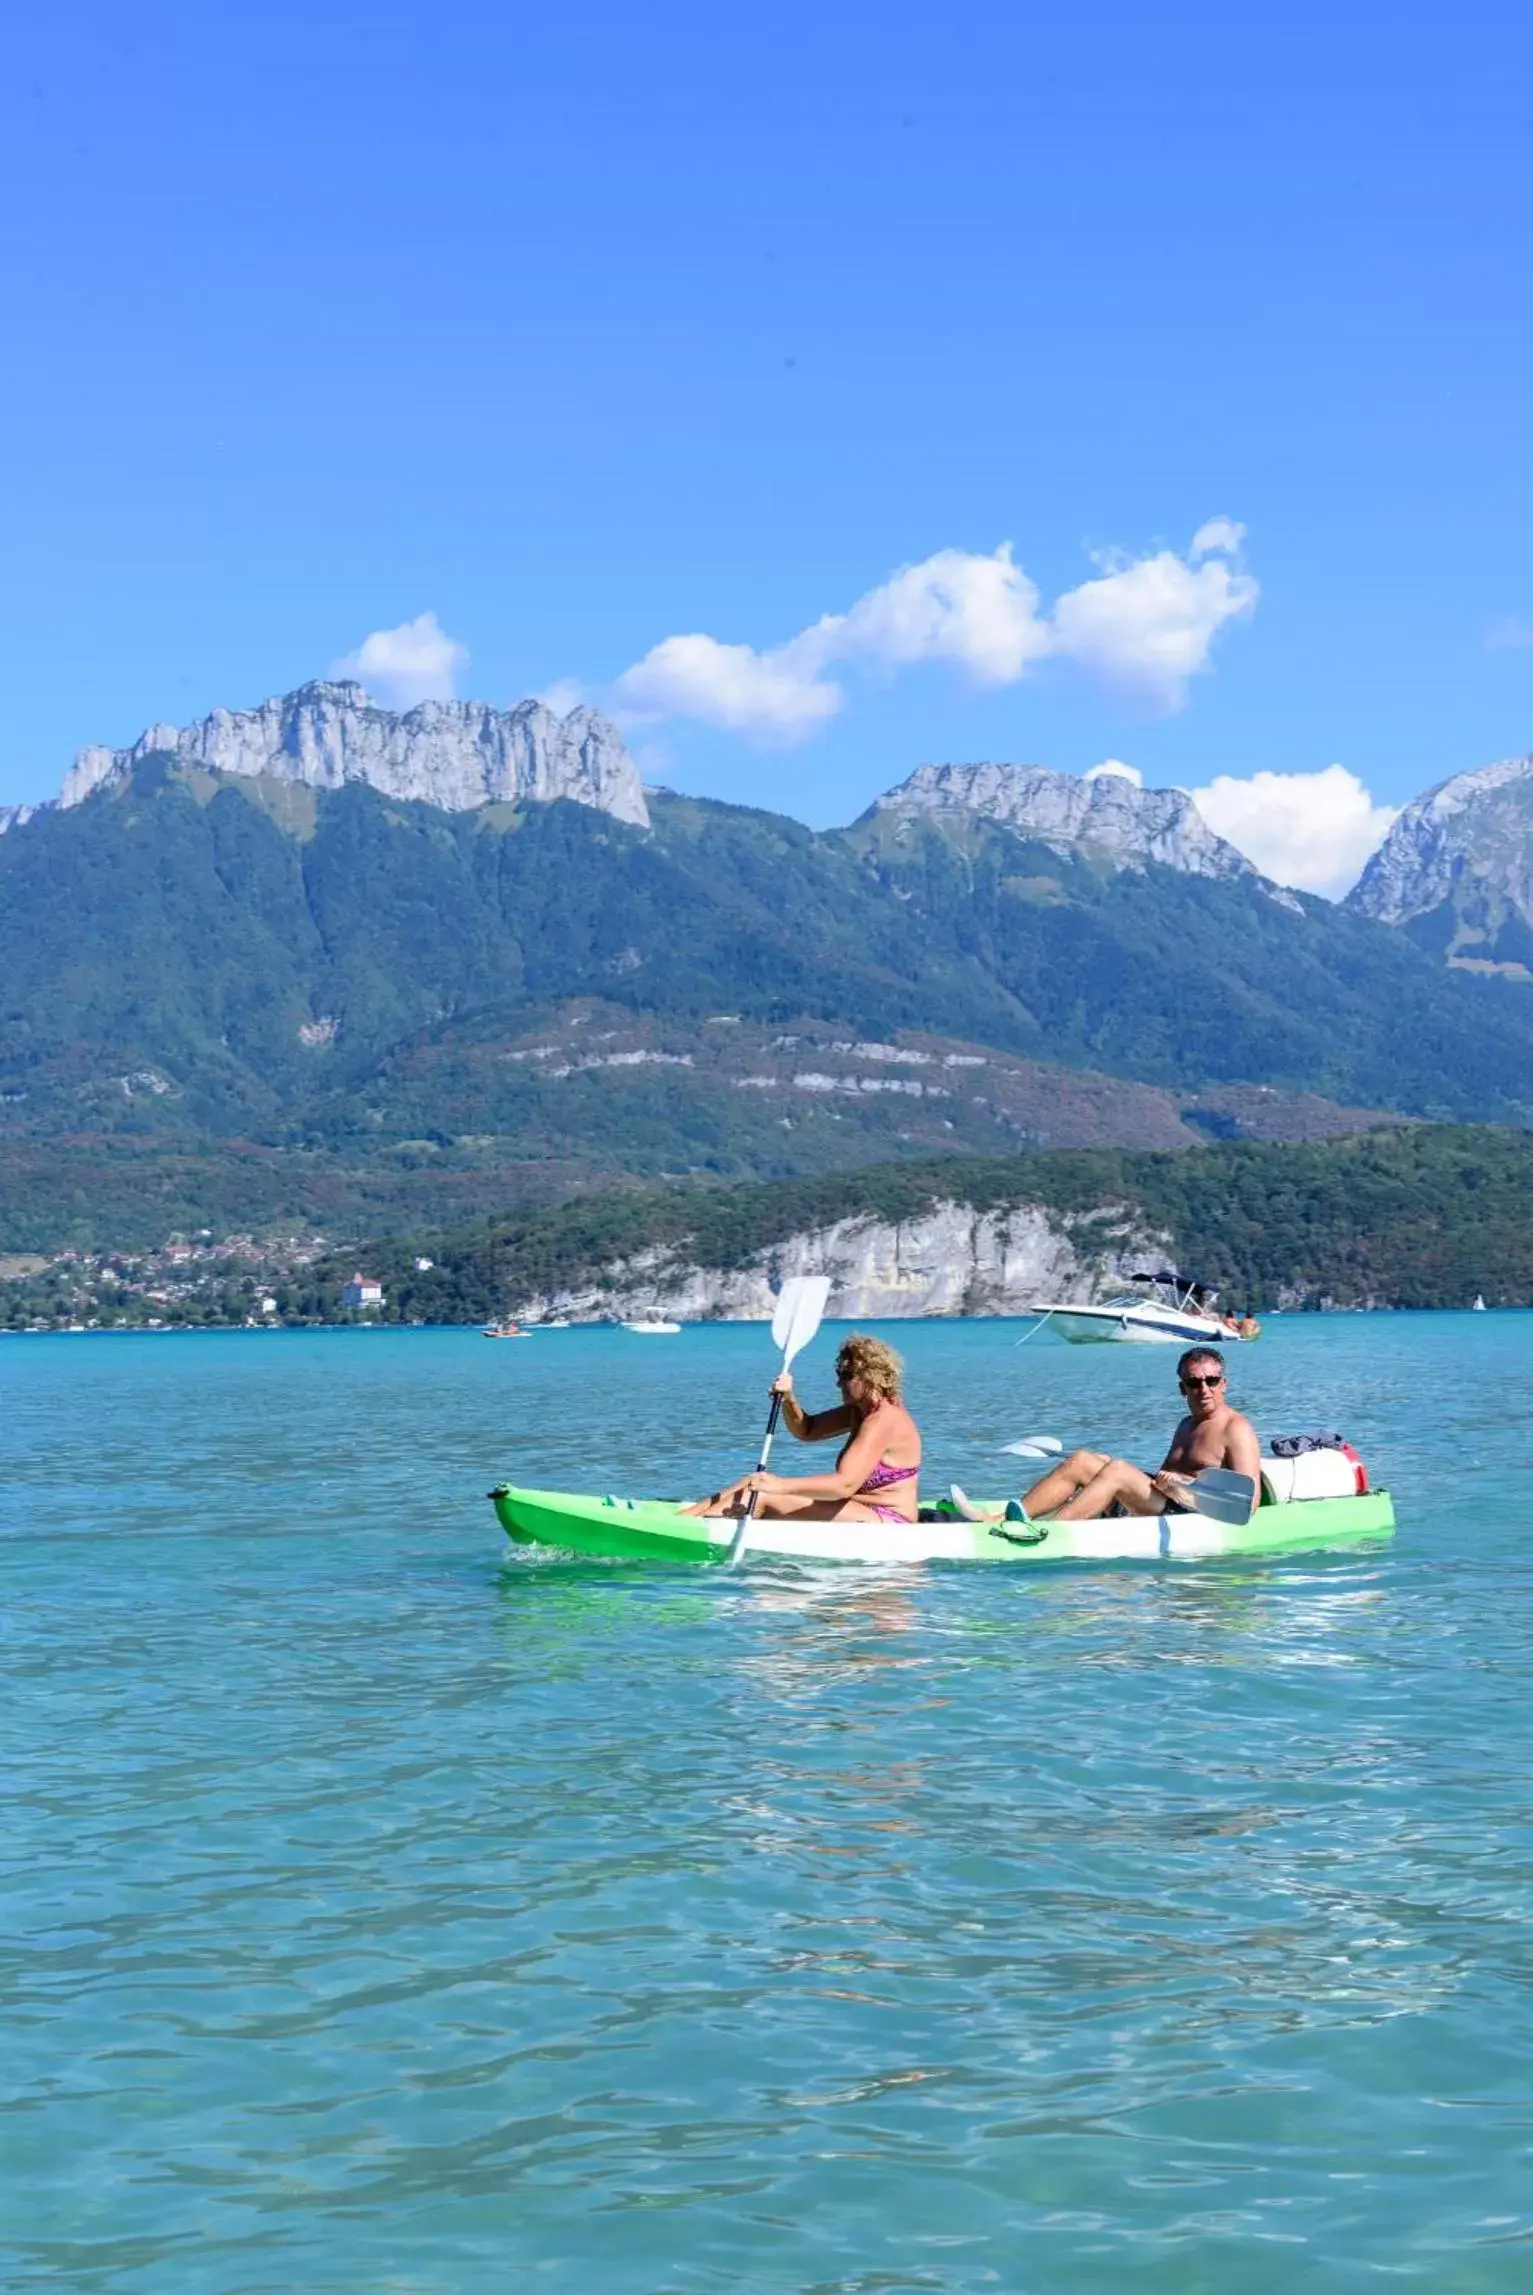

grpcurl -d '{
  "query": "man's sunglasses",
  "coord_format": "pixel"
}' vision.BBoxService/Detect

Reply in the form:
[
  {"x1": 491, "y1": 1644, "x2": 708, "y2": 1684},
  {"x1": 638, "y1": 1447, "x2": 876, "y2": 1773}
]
[{"x1": 1181, "y1": 1372, "x2": 1225, "y2": 1389}]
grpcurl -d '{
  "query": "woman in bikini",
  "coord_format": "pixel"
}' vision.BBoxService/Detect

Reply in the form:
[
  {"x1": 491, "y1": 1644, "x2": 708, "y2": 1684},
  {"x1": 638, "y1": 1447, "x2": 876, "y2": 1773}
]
[{"x1": 681, "y1": 1332, "x2": 921, "y2": 1525}]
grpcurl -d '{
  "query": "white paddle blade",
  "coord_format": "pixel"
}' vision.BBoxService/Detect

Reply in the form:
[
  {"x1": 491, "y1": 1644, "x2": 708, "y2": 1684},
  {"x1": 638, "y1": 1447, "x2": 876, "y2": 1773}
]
[
  {"x1": 1185, "y1": 1469, "x2": 1257, "y2": 1526},
  {"x1": 1001, "y1": 1435, "x2": 1063, "y2": 1457},
  {"x1": 771, "y1": 1275, "x2": 830, "y2": 1365}
]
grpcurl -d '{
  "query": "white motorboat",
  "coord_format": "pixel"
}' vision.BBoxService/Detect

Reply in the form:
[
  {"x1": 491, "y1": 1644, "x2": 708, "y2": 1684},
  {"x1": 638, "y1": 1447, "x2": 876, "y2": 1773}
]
[
  {"x1": 622, "y1": 1318, "x2": 682, "y2": 1335},
  {"x1": 1022, "y1": 1270, "x2": 1256, "y2": 1346}
]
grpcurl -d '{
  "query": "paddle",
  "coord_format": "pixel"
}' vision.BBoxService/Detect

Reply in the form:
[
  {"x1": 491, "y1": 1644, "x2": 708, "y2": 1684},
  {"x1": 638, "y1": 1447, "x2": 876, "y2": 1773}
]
[
  {"x1": 1181, "y1": 1467, "x2": 1258, "y2": 1526},
  {"x1": 726, "y1": 1275, "x2": 831, "y2": 1566}
]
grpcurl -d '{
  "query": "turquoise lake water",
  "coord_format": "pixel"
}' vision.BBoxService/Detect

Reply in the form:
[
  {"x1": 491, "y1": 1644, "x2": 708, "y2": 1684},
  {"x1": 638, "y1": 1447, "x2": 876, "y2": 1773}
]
[{"x1": 4, "y1": 1314, "x2": 1532, "y2": 2291}]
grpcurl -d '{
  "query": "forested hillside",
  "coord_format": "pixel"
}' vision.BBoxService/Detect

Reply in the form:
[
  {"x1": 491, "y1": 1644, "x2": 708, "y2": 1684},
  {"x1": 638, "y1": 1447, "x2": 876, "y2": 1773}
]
[
  {"x1": 9, "y1": 758, "x2": 1533, "y2": 1246},
  {"x1": 304, "y1": 1123, "x2": 1533, "y2": 1322}
]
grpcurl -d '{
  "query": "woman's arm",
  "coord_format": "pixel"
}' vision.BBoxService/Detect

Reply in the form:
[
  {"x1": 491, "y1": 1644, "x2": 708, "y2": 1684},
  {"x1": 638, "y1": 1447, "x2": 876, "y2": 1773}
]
[
  {"x1": 750, "y1": 1407, "x2": 893, "y2": 1500},
  {"x1": 772, "y1": 1372, "x2": 853, "y2": 1444}
]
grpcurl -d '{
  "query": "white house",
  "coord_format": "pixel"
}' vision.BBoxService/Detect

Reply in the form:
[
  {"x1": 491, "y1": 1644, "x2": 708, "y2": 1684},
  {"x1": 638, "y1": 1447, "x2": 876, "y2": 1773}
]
[{"x1": 341, "y1": 1274, "x2": 385, "y2": 1310}]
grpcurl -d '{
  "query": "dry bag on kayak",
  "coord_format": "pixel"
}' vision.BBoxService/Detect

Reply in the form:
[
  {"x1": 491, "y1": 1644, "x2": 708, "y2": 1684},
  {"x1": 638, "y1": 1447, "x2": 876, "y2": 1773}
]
[{"x1": 1260, "y1": 1440, "x2": 1369, "y2": 1502}]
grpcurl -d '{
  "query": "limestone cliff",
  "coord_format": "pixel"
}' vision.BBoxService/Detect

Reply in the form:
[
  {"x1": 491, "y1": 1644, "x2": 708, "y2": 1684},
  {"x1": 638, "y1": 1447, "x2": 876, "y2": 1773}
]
[
  {"x1": 1347, "y1": 754, "x2": 1533, "y2": 968},
  {"x1": 510, "y1": 1199, "x2": 1166, "y2": 1323},
  {"x1": 868, "y1": 760, "x2": 1255, "y2": 880},
  {"x1": 3, "y1": 681, "x2": 649, "y2": 833}
]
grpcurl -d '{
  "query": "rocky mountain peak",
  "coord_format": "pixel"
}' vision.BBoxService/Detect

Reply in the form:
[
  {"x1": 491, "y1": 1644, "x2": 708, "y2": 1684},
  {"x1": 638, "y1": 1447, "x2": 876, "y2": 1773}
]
[
  {"x1": 866, "y1": 761, "x2": 1257, "y2": 881},
  {"x1": 3, "y1": 681, "x2": 649, "y2": 835},
  {"x1": 1347, "y1": 754, "x2": 1533, "y2": 930}
]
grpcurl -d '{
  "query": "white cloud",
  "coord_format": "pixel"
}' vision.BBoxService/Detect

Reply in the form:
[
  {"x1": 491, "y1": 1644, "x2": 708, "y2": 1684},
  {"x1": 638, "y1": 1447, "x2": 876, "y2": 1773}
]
[
  {"x1": 1190, "y1": 516, "x2": 1246, "y2": 560},
  {"x1": 615, "y1": 525, "x2": 1256, "y2": 744},
  {"x1": 1190, "y1": 765, "x2": 1398, "y2": 899},
  {"x1": 1049, "y1": 547, "x2": 1258, "y2": 711},
  {"x1": 615, "y1": 630, "x2": 841, "y2": 743},
  {"x1": 833, "y1": 544, "x2": 1052, "y2": 683},
  {"x1": 1083, "y1": 758, "x2": 1143, "y2": 785},
  {"x1": 332, "y1": 612, "x2": 468, "y2": 709},
  {"x1": 535, "y1": 678, "x2": 587, "y2": 716}
]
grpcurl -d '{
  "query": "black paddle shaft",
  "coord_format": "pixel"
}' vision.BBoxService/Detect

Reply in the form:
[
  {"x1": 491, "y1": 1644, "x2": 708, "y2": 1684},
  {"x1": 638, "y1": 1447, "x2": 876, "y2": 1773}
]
[
  {"x1": 754, "y1": 1390, "x2": 784, "y2": 1471},
  {"x1": 728, "y1": 1391, "x2": 785, "y2": 1560}
]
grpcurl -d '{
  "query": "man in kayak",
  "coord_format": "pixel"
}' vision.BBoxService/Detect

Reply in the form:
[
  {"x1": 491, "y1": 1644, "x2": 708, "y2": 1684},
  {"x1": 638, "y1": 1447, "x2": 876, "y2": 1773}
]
[{"x1": 971, "y1": 1347, "x2": 1261, "y2": 1523}]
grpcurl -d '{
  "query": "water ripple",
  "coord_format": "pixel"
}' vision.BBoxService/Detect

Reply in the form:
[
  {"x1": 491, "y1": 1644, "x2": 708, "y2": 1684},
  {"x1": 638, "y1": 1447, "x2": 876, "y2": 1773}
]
[{"x1": 3, "y1": 1322, "x2": 1532, "y2": 2290}]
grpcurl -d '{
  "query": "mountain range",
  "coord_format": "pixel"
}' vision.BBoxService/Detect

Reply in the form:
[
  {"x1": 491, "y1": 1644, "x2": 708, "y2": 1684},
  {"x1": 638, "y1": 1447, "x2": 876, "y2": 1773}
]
[{"x1": 7, "y1": 681, "x2": 1533, "y2": 1250}]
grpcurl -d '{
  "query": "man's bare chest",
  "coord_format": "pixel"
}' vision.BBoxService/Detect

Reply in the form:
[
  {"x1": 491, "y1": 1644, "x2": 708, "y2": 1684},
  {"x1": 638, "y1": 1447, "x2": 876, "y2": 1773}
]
[{"x1": 1168, "y1": 1415, "x2": 1236, "y2": 1471}]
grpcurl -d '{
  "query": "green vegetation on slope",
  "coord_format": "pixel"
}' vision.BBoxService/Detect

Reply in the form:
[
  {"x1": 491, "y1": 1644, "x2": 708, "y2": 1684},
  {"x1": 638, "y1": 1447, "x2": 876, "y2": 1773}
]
[
  {"x1": 10, "y1": 764, "x2": 1533, "y2": 1175},
  {"x1": 291, "y1": 1123, "x2": 1533, "y2": 1322}
]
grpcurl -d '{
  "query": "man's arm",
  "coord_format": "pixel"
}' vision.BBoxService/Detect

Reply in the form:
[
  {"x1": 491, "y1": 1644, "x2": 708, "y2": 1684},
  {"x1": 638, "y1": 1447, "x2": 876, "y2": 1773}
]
[
  {"x1": 1222, "y1": 1412, "x2": 1262, "y2": 1482},
  {"x1": 1158, "y1": 1416, "x2": 1194, "y2": 1472}
]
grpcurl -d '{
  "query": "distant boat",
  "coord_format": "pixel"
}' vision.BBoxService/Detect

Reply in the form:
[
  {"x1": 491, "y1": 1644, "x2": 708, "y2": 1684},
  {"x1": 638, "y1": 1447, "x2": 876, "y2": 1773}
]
[
  {"x1": 623, "y1": 1319, "x2": 682, "y2": 1335},
  {"x1": 483, "y1": 1321, "x2": 529, "y2": 1339},
  {"x1": 1473, "y1": 1295, "x2": 1487, "y2": 1312},
  {"x1": 1021, "y1": 1270, "x2": 1258, "y2": 1346}
]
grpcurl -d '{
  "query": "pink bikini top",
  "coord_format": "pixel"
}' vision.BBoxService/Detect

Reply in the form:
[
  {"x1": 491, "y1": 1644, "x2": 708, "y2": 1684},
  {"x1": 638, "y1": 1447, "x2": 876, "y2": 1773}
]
[
  {"x1": 838, "y1": 1403, "x2": 920, "y2": 1499},
  {"x1": 859, "y1": 1458, "x2": 919, "y2": 1493}
]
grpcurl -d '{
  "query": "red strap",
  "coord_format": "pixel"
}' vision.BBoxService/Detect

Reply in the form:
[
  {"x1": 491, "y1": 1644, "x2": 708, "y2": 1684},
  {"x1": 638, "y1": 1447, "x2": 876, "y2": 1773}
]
[{"x1": 1338, "y1": 1441, "x2": 1369, "y2": 1494}]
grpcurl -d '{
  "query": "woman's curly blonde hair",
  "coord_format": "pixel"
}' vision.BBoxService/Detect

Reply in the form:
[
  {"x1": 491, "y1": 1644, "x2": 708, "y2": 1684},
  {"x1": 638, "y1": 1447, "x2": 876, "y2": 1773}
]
[{"x1": 834, "y1": 1332, "x2": 904, "y2": 1402}]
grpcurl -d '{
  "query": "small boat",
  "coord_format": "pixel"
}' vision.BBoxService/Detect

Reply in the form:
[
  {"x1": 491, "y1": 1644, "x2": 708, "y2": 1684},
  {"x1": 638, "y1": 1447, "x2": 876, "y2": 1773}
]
[
  {"x1": 1473, "y1": 1295, "x2": 1487, "y2": 1312},
  {"x1": 1022, "y1": 1269, "x2": 1255, "y2": 1346},
  {"x1": 483, "y1": 1321, "x2": 528, "y2": 1339},
  {"x1": 622, "y1": 1319, "x2": 682, "y2": 1335},
  {"x1": 490, "y1": 1483, "x2": 1394, "y2": 1567}
]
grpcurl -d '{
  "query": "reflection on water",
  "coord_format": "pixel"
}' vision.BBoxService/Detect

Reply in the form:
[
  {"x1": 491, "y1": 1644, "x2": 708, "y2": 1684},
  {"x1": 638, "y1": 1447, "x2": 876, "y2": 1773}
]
[{"x1": 4, "y1": 1318, "x2": 1533, "y2": 2291}]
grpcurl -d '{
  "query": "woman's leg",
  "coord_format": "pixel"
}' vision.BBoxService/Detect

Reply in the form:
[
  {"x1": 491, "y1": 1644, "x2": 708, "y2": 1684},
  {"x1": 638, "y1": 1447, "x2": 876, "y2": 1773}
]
[
  {"x1": 680, "y1": 1479, "x2": 751, "y2": 1518},
  {"x1": 754, "y1": 1497, "x2": 912, "y2": 1523},
  {"x1": 684, "y1": 1491, "x2": 914, "y2": 1523}
]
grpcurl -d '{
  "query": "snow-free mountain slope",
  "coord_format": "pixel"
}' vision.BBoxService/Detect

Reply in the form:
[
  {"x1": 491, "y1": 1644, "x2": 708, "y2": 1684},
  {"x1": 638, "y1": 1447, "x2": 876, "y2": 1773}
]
[
  {"x1": 1347, "y1": 754, "x2": 1533, "y2": 971},
  {"x1": 867, "y1": 761, "x2": 1256, "y2": 881},
  {"x1": 9, "y1": 726, "x2": 1533, "y2": 1247}
]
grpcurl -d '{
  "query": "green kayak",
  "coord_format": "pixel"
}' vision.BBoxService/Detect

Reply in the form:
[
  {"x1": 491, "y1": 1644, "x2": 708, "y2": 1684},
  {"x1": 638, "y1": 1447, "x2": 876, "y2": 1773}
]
[{"x1": 490, "y1": 1484, "x2": 1396, "y2": 1566}]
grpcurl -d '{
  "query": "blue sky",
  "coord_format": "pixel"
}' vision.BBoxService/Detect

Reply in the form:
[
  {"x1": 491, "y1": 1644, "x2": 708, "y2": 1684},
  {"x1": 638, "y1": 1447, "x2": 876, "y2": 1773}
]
[{"x1": 4, "y1": 0, "x2": 1532, "y2": 889}]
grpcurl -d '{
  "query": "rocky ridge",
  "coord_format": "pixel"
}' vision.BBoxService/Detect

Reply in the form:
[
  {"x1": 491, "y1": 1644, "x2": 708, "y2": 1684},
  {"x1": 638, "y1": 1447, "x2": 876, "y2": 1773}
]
[
  {"x1": 0, "y1": 681, "x2": 649, "y2": 834},
  {"x1": 868, "y1": 761, "x2": 1257, "y2": 881},
  {"x1": 1347, "y1": 754, "x2": 1533, "y2": 937}
]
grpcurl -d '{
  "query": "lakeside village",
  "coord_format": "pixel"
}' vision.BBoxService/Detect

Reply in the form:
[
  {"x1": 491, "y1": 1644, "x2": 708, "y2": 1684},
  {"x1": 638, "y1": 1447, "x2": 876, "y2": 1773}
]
[{"x1": 0, "y1": 1234, "x2": 410, "y2": 1334}]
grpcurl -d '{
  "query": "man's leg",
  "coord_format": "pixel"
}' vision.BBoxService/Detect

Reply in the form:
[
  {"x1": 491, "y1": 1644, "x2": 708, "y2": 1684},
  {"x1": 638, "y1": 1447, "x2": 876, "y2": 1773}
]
[
  {"x1": 1021, "y1": 1449, "x2": 1110, "y2": 1516},
  {"x1": 1052, "y1": 1457, "x2": 1165, "y2": 1522}
]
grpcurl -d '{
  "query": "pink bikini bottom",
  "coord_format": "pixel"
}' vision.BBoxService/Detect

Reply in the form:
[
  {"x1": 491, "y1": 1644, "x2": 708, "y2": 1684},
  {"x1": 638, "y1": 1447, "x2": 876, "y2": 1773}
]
[{"x1": 856, "y1": 1462, "x2": 918, "y2": 1524}]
